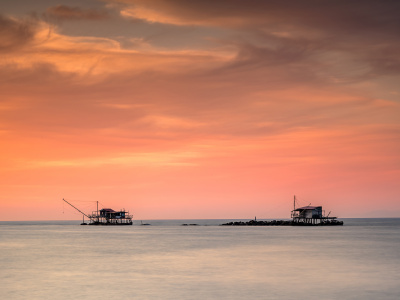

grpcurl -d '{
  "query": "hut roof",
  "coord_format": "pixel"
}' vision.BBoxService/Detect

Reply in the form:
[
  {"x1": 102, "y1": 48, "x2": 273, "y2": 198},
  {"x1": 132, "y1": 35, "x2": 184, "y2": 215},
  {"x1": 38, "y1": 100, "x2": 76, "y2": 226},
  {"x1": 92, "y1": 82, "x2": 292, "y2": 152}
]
[
  {"x1": 294, "y1": 206, "x2": 322, "y2": 211},
  {"x1": 100, "y1": 208, "x2": 115, "y2": 212}
]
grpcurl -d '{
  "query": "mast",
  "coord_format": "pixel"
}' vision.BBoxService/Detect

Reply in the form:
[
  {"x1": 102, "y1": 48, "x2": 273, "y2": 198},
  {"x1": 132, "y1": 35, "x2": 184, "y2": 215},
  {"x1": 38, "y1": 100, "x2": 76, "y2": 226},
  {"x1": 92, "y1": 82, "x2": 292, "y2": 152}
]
[
  {"x1": 294, "y1": 195, "x2": 296, "y2": 211},
  {"x1": 62, "y1": 198, "x2": 91, "y2": 219}
]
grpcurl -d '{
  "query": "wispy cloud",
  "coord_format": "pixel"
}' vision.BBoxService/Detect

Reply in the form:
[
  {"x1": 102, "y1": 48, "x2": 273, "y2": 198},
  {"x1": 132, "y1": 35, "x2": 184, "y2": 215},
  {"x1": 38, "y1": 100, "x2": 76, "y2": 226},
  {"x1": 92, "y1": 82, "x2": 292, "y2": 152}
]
[
  {"x1": 111, "y1": 0, "x2": 400, "y2": 83},
  {"x1": 45, "y1": 5, "x2": 110, "y2": 21},
  {"x1": 26, "y1": 151, "x2": 199, "y2": 169},
  {"x1": 0, "y1": 14, "x2": 40, "y2": 52}
]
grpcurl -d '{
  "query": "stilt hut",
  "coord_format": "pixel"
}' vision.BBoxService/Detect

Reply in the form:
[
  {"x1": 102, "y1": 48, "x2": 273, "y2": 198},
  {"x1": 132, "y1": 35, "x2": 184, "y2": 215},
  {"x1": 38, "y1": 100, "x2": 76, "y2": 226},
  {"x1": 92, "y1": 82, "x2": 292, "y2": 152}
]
[
  {"x1": 291, "y1": 196, "x2": 343, "y2": 225},
  {"x1": 291, "y1": 205, "x2": 323, "y2": 225}
]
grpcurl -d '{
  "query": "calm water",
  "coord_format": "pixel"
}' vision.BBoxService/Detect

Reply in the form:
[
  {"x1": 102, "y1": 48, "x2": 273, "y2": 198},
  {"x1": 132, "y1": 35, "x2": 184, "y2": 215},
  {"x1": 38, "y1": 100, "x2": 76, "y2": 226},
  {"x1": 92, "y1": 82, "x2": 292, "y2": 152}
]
[{"x1": 1, "y1": 219, "x2": 399, "y2": 299}]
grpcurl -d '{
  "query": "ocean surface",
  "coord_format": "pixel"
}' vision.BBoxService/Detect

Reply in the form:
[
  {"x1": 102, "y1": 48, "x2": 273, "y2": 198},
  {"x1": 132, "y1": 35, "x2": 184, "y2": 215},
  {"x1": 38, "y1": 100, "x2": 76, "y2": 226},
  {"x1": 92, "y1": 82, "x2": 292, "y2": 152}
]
[{"x1": 1, "y1": 218, "x2": 399, "y2": 300}]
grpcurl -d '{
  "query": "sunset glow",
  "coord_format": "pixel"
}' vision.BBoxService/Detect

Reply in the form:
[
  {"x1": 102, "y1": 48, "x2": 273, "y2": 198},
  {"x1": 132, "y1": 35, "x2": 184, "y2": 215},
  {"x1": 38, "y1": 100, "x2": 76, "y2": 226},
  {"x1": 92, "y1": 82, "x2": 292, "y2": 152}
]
[{"x1": 1, "y1": 0, "x2": 399, "y2": 220}]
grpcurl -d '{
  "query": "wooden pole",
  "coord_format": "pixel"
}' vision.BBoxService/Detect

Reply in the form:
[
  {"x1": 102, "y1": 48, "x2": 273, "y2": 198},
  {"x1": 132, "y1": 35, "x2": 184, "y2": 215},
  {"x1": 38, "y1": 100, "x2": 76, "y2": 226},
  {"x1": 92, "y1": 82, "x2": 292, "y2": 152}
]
[
  {"x1": 62, "y1": 198, "x2": 91, "y2": 219},
  {"x1": 294, "y1": 195, "x2": 296, "y2": 211}
]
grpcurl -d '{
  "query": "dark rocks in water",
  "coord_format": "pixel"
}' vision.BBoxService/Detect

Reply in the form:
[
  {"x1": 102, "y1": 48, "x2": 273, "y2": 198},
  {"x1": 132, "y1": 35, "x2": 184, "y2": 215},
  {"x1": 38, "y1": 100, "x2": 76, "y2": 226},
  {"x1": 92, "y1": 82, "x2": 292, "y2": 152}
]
[
  {"x1": 220, "y1": 219, "x2": 343, "y2": 226},
  {"x1": 182, "y1": 223, "x2": 199, "y2": 226},
  {"x1": 220, "y1": 220, "x2": 292, "y2": 226},
  {"x1": 222, "y1": 220, "x2": 271, "y2": 226}
]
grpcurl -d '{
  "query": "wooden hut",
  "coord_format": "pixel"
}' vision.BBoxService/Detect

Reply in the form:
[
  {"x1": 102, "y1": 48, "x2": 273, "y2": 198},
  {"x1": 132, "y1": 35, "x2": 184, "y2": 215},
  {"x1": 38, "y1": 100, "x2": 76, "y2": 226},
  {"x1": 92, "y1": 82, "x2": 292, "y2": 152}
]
[
  {"x1": 291, "y1": 196, "x2": 343, "y2": 225},
  {"x1": 291, "y1": 206, "x2": 323, "y2": 224}
]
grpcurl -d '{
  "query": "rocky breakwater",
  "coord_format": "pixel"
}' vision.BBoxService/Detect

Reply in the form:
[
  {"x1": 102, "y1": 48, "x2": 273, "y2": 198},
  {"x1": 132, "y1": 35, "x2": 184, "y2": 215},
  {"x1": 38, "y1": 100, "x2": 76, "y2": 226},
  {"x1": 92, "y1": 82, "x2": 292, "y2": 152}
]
[
  {"x1": 221, "y1": 219, "x2": 344, "y2": 226},
  {"x1": 221, "y1": 220, "x2": 292, "y2": 226}
]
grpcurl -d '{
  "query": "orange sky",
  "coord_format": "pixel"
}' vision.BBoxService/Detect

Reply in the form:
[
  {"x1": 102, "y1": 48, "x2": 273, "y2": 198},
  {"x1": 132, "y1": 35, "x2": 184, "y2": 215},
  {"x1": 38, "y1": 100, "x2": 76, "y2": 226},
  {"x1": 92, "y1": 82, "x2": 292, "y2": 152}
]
[{"x1": 1, "y1": 0, "x2": 399, "y2": 220}]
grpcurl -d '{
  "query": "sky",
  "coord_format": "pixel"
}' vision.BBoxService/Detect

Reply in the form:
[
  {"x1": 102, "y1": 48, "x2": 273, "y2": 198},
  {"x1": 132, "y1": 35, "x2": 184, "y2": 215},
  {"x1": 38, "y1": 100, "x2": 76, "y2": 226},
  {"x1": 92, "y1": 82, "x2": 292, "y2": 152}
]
[{"x1": 1, "y1": 0, "x2": 399, "y2": 220}]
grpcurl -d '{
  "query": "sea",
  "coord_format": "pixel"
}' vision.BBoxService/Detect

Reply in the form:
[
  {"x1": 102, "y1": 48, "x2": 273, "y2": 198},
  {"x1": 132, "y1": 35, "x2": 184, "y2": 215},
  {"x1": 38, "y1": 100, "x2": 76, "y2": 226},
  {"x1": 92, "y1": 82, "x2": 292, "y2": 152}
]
[{"x1": 1, "y1": 218, "x2": 399, "y2": 300}]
